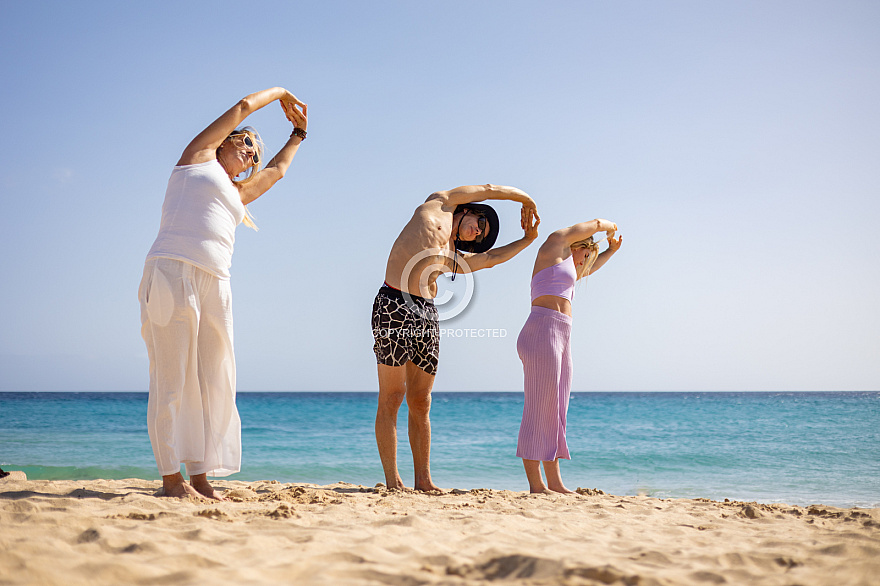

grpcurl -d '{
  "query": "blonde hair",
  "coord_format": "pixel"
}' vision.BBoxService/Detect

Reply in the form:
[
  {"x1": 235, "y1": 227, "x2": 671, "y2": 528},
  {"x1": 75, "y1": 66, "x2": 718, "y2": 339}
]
[
  {"x1": 219, "y1": 126, "x2": 265, "y2": 231},
  {"x1": 571, "y1": 237, "x2": 600, "y2": 280}
]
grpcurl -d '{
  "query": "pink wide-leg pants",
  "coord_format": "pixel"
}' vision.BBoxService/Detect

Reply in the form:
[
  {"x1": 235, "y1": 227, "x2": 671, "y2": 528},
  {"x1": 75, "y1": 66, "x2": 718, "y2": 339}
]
[{"x1": 516, "y1": 306, "x2": 573, "y2": 462}]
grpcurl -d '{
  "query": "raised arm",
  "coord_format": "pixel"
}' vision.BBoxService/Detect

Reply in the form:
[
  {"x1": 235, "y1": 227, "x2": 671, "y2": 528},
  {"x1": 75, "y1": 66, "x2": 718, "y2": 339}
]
[
  {"x1": 429, "y1": 184, "x2": 537, "y2": 212},
  {"x1": 588, "y1": 233, "x2": 622, "y2": 275},
  {"x1": 238, "y1": 100, "x2": 308, "y2": 205},
  {"x1": 177, "y1": 87, "x2": 306, "y2": 167},
  {"x1": 455, "y1": 205, "x2": 541, "y2": 273},
  {"x1": 540, "y1": 218, "x2": 616, "y2": 255},
  {"x1": 535, "y1": 219, "x2": 618, "y2": 271},
  {"x1": 553, "y1": 219, "x2": 617, "y2": 247}
]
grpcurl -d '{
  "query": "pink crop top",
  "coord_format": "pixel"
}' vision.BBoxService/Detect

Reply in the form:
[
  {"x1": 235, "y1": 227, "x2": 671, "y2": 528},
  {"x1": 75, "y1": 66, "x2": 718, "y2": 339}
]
[{"x1": 530, "y1": 255, "x2": 577, "y2": 302}]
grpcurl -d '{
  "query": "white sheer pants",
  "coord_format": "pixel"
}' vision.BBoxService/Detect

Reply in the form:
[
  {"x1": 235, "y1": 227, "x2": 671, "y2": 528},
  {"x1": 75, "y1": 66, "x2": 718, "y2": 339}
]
[{"x1": 139, "y1": 258, "x2": 241, "y2": 477}]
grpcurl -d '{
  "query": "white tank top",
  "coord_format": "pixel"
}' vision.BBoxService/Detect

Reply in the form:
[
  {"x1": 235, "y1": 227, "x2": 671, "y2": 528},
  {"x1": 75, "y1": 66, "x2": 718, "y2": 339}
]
[{"x1": 146, "y1": 160, "x2": 245, "y2": 279}]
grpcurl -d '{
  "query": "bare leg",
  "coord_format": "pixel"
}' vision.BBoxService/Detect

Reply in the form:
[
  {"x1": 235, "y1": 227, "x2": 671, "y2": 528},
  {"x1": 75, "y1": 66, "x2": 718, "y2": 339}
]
[
  {"x1": 543, "y1": 459, "x2": 576, "y2": 494},
  {"x1": 376, "y1": 364, "x2": 408, "y2": 489},
  {"x1": 523, "y1": 459, "x2": 553, "y2": 494},
  {"x1": 404, "y1": 362, "x2": 442, "y2": 492},
  {"x1": 161, "y1": 472, "x2": 202, "y2": 499},
  {"x1": 190, "y1": 473, "x2": 226, "y2": 501}
]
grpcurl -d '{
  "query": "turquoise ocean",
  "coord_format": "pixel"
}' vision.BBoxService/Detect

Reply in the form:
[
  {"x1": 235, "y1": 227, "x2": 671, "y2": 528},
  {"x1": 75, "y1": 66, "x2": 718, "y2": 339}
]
[{"x1": 1, "y1": 391, "x2": 878, "y2": 508}]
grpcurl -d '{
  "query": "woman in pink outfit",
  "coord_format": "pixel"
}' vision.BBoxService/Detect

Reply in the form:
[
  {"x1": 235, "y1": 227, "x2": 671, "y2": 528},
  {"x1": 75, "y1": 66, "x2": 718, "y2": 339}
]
[{"x1": 516, "y1": 219, "x2": 622, "y2": 493}]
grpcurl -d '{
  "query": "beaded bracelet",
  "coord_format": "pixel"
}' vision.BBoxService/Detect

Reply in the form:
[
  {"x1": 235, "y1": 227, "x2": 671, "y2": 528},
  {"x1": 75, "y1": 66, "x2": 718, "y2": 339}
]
[{"x1": 292, "y1": 128, "x2": 307, "y2": 141}]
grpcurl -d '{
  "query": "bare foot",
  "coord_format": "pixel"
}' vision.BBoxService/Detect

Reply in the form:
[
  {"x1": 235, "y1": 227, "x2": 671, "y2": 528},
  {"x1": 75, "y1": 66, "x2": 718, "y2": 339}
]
[
  {"x1": 548, "y1": 485, "x2": 577, "y2": 494},
  {"x1": 194, "y1": 485, "x2": 226, "y2": 500},
  {"x1": 190, "y1": 476, "x2": 226, "y2": 501},
  {"x1": 384, "y1": 478, "x2": 408, "y2": 491},
  {"x1": 161, "y1": 474, "x2": 202, "y2": 499},
  {"x1": 415, "y1": 482, "x2": 445, "y2": 494},
  {"x1": 530, "y1": 487, "x2": 555, "y2": 495}
]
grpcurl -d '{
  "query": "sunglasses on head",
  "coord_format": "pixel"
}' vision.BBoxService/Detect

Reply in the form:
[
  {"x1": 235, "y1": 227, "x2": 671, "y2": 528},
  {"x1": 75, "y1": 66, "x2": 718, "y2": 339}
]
[{"x1": 229, "y1": 134, "x2": 259, "y2": 164}]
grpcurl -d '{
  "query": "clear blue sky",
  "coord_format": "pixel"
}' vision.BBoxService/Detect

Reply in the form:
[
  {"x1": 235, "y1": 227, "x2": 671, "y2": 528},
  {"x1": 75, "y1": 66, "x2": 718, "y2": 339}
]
[{"x1": 2, "y1": 1, "x2": 878, "y2": 392}]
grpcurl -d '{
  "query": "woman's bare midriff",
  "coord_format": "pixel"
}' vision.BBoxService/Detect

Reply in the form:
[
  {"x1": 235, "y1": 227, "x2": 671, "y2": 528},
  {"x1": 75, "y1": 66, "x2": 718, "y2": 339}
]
[{"x1": 531, "y1": 295, "x2": 572, "y2": 317}]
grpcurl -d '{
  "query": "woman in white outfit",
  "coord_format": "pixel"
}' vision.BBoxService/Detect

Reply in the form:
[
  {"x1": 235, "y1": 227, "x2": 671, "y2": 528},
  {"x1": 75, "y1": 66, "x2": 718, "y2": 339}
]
[{"x1": 139, "y1": 88, "x2": 307, "y2": 500}]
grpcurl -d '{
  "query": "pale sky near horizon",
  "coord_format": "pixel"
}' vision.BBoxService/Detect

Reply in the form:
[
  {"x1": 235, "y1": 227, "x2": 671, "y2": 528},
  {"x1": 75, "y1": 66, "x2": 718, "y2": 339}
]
[{"x1": 1, "y1": 1, "x2": 878, "y2": 392}]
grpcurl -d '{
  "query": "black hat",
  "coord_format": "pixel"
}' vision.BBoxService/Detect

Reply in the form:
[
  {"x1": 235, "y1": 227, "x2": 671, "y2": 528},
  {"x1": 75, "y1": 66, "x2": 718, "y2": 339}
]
[{"x1": 453, "y1": 203, "x2": 500, "y2": 253}]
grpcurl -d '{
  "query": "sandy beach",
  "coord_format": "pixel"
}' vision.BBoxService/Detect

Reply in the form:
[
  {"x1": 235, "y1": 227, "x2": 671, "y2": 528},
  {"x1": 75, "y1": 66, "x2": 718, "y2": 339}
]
[{"x1": 1, "y1": 476, "x2": 878, "y2": 585}]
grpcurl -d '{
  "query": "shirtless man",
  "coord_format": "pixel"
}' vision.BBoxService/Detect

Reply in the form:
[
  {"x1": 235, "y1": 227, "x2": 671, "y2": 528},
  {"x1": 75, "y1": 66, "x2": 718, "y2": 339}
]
[{"x1": 371, "y1": 184, "x2": 540, "y2": 491}]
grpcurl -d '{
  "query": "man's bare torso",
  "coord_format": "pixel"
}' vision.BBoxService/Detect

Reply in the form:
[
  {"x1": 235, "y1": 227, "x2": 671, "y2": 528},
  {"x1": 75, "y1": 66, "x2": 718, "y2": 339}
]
[{"x1": 384, "y1": 198, "x2": 456, "y2": 298}]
